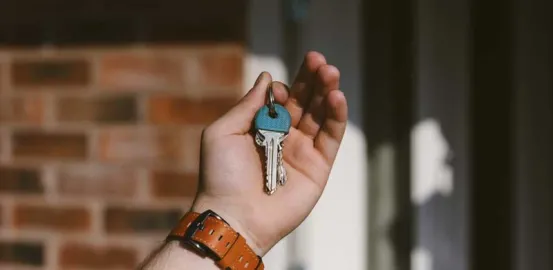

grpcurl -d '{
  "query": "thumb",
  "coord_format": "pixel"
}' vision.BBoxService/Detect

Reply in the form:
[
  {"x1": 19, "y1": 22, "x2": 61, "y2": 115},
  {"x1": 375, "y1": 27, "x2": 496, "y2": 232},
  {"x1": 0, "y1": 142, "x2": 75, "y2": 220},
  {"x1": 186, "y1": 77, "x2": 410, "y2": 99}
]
[{"x1": 210, "y1": 72, "x2": 273, "y2": 135}]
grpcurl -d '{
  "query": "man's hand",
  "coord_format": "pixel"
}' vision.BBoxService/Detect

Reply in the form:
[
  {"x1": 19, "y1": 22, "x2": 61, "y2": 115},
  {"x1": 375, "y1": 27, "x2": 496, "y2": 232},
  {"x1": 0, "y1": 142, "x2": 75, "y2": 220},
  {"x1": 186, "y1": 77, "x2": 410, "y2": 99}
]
[{"x1": 192, "y1": 51, "x2": 348, "y2": 255}]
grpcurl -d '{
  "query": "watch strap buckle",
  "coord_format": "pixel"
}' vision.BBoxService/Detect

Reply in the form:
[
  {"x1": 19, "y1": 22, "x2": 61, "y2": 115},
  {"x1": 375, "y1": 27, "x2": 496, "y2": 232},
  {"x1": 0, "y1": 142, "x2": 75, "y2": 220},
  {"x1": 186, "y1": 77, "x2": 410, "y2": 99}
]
[{"x1": 183, "y1": 209, "x2": 227, "y2": 256}]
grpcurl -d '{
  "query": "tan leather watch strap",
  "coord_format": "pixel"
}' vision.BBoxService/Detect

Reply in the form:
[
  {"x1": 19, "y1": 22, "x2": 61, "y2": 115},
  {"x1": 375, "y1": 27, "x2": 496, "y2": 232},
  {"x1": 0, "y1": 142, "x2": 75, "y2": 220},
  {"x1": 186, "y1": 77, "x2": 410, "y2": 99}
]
[{"x1": 167, "y1": 210, "x2": 264, "y2": 270}]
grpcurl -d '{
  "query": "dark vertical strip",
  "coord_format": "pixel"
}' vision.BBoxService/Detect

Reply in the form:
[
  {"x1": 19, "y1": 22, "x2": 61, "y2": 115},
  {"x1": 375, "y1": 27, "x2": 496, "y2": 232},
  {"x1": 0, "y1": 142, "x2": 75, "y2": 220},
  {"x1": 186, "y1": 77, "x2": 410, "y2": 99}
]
[
  {"x1": 470, "y1": 0, "x2": 514, "y2": 269},
  {"x1": 392, "y1": 1, "x2": 415, "y2": 270},
  {"x1": 513, "y1": 0, "x2": 553, "y2": 269},
  {"x1": 363, "y1": 0, "x2": 414, "y2": 268},
  {"x1": 363, "y1": 0, "x2": 396, "y2": 266},
  {"x1": 282, "y1": 0, "x2": 305, "y2": 76}
]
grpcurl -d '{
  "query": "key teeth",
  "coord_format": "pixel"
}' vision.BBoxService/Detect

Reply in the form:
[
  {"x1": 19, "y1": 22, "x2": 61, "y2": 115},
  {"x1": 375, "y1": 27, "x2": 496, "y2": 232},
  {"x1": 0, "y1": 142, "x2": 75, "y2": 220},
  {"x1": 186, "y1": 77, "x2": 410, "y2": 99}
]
[
  {"x1": 265, "y1": 168, "x2": 276, "y2": 195},
  {"x1": 255, "y1": 132, "x2": 265, "y2": 146},
  {"x1": 278, "y1": 166, "x2": 287, "y2": 186},
  {"x1": 265, "y1": 182, "x2": 276, "y2": 195},
  {"x1": 277, "y1": 141, "x2": 286, "y2": 186}
]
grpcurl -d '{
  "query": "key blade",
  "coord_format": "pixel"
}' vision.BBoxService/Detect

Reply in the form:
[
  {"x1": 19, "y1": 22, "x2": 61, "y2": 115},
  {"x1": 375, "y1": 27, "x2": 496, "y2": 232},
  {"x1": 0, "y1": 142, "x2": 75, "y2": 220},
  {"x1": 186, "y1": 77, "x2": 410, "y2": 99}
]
[
  {"x1": 261, "y1": 130, "x2": 283, "y2": 195},
  {"x1": 277, "y1": 141, "x2": 286, "y2": 186},
  {"x1": 266, "y1": 136, "x2": 278, "y2": 194}
]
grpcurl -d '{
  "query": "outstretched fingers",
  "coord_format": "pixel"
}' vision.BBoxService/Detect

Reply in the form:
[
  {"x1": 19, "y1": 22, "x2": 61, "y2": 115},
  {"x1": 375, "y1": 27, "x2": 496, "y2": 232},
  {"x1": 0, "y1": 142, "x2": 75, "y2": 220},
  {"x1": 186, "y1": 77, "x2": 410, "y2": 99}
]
[
  {"x1": 285, "y1": 51, "x2": 327, "y2": 127},
  {"x1": 297, "y1": 64, "x2": 340, "y2": 138},
  {"x1": 314, "y1": 90, "x2": 348, "y2": 163}
]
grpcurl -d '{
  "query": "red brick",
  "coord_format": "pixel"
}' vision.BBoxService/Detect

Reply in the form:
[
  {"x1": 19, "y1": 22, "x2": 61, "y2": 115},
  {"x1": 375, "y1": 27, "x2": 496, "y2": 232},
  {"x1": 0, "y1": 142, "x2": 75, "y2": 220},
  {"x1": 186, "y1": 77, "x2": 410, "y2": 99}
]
[
  {"x1": 98, "y1": 53, "x2": 185, "y2": 90},
  {"x1": 104, "y1": 207, "x2": 181, "y2": 234},
  {"x1": 57, "y1": 165, "x2": 137, "y2": 198},
  {"x1": 12, "y1": 132, "x2": 87, "y2": 159},
  {"x1": 14, "y1": 205, "x2": 90, "y2": 232},
  {"x1": 150, "y1": 171, "x2": 198, "y2": 198},
  {"x1": 198, "y1": 50, "x2": 243, "y2": 88},
  {"x1": 148, "y1": 96, "x2": 236, "y2": 125},
  {"x1": 57, "y1": 95, "x2": 137, "y2": 123},
  {"x1": 0, "y1": 241, "x2": 44, "y2": 266},
  {"x1": 97, "y1": 128, "x2": 186, "y2": 165},
  {"x1": 11, "y1": 59, "x2": 90, "y2": 87},
  {"x1": 0, "y1": 166, "x2": 43, "y2": 194},
  {"x1": 59, "y1": 243, "x2": 137, "y2": 269},
  {"x1": 0, "y1": 96, "x2": 45, "y2": 124}
]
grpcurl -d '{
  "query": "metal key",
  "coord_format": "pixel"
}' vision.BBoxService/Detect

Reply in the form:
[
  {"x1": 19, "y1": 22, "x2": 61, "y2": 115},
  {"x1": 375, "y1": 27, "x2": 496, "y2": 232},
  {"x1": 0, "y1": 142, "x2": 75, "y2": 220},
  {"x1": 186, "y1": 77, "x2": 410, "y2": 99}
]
[
  {"x1": 277, "y1": 140, "x2": 287, "y2": 186},
  {"x1": 254, "y1": 86, "x2": 291, "y2": 195}
]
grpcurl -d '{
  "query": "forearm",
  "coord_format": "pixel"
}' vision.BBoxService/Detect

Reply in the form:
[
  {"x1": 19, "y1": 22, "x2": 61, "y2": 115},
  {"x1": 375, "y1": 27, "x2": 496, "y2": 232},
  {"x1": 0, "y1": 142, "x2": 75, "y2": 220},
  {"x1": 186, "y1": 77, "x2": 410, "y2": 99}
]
[{"x1": 139, "y1": 241, "x2": 219, "y2": 270}]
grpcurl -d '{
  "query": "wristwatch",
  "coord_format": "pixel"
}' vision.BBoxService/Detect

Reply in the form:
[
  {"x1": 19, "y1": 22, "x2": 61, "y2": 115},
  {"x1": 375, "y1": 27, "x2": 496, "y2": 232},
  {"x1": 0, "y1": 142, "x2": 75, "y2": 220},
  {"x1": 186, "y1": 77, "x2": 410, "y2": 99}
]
[{"x1": 167, "y1": 209, "x2": 264, "y2": 270}]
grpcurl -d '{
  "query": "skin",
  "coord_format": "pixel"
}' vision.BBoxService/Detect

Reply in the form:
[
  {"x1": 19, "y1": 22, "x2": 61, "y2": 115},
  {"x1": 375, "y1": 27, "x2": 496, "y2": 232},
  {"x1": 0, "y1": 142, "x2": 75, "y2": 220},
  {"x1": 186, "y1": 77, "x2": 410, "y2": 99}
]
[{"x1": 140, "y1": 51, "x2": 348, "y2": 269}]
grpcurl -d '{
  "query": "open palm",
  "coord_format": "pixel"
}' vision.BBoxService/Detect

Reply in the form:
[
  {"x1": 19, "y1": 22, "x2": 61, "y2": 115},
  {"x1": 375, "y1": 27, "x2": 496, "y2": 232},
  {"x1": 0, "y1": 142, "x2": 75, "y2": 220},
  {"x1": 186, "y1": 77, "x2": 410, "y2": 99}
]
[{"x1": 191, "y1": 52, "x2": 348, "y2": 255}]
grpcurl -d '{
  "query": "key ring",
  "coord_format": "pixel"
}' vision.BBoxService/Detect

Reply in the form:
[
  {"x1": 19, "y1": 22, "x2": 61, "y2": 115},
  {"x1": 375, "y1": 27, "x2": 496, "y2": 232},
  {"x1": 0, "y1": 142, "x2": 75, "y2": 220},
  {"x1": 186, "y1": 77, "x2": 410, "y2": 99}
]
[{"x1": 267, "y1": 83, "x2": 278, "y2": 118}]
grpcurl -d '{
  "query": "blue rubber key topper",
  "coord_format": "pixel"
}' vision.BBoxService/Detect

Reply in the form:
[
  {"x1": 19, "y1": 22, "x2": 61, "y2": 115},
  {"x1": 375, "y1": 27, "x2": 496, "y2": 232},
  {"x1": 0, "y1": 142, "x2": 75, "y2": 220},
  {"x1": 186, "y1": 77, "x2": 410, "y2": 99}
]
[{"x1": 254, "y1": 104, "x2": 291, "y2": 133}]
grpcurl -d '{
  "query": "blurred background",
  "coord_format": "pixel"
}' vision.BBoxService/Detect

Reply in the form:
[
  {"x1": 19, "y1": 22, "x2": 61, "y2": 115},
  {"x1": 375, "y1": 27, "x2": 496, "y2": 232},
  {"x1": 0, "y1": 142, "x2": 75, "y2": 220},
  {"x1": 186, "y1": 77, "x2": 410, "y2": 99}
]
[{"x1": 0, "y1": 0, "x2": 551, "y2": 270}]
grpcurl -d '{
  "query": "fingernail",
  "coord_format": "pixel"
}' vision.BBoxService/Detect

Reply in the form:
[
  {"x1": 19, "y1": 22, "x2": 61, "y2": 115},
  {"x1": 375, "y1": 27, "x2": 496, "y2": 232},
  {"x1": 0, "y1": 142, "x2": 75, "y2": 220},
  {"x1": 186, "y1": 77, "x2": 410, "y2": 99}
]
[{"x1": 254, "y1": 72, "x2": 265, "y2": 86}]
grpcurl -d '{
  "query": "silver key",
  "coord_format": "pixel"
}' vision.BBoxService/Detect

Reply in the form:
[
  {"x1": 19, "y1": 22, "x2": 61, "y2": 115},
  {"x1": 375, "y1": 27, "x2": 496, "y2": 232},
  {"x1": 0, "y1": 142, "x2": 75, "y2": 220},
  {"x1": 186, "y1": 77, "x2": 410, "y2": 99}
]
[
  {"x1": 256, "y1": 130, "x2": 286, "y2": 194},
  {"x1": 254, "y1": 84, "x2": 292, "y2": 195},
  {"x1": 277, "y1": 137, "x2": 287, "y2": 186}
]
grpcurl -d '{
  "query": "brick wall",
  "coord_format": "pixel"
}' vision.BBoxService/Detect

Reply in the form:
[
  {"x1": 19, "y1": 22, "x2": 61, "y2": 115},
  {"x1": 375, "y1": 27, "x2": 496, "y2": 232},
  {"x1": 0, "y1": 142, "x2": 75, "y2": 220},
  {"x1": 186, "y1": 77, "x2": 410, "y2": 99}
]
[{"x1": 0, "y1": 44, "x2": 245, "y2": 269}]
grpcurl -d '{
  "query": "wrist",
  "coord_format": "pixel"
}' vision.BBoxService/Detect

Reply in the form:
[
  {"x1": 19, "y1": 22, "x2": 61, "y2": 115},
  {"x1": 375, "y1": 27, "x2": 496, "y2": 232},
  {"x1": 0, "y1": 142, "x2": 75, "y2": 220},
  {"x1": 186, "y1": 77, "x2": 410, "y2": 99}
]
[{"x1": 190, "y1": 198, "x2": 266, "y2": 256}]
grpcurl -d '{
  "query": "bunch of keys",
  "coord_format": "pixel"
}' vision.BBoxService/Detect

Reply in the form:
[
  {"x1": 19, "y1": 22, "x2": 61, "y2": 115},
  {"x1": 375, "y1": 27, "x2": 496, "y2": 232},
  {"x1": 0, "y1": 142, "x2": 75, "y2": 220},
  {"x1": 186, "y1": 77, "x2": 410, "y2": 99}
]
[{"x1": 254, "y1": 84, "x2": 292, "y2": 195}]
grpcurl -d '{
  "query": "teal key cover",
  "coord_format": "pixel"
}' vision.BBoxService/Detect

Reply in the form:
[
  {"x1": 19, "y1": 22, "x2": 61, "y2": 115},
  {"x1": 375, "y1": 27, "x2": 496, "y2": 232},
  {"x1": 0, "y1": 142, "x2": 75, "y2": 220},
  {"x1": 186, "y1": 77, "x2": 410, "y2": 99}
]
[{"x1": 254, "y1": 104, "x2": 291, "y2": 133}]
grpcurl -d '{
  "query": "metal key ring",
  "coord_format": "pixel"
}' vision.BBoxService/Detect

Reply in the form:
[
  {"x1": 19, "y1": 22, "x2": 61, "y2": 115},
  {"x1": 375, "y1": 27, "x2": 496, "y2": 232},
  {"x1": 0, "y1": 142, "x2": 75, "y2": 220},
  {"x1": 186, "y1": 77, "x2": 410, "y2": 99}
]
[{"x1": 268, "y1": 83, "x2": 278, "y2": 117}]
